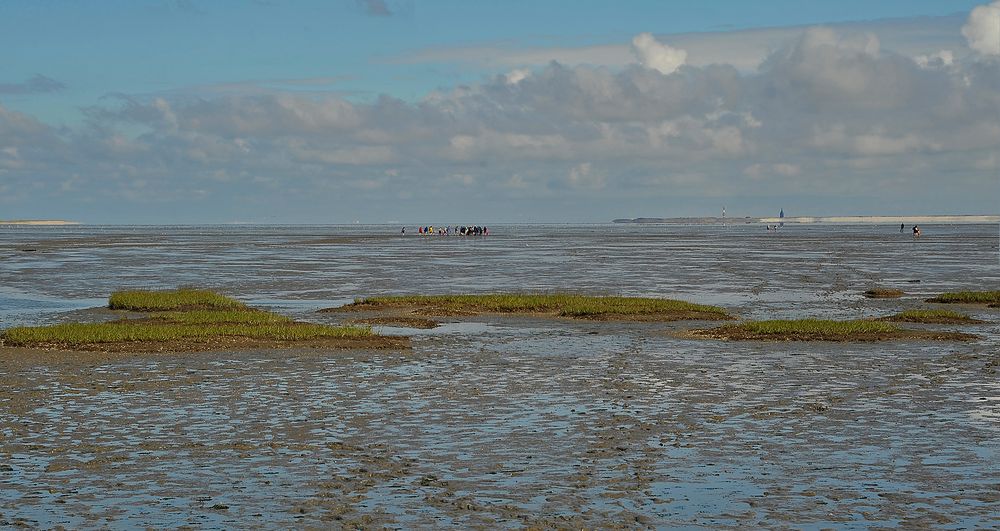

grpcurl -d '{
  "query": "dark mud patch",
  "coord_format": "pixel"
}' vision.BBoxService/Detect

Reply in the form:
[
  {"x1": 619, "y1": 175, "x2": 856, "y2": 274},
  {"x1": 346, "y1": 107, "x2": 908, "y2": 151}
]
[{"x1": 863, "y1": 288, "x2": 904, "y2": 299}]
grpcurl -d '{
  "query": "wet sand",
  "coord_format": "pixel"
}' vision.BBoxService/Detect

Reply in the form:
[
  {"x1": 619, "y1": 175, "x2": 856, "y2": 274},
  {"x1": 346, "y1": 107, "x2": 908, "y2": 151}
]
[
  {"x1": 2, "y1": 316, "x2": 998, "y2": 528},
  {"x1": 1, "y1": 224, "x2": 998, "y2": 527}
]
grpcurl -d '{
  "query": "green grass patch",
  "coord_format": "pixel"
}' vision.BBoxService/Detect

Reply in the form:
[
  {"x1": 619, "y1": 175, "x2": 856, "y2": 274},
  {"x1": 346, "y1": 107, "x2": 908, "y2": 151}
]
[
  {"x1": 694, "y1": 318, "x2": 975, "y2": 342},
  {"x1": 734, "y1": 319, "x2": 898, "y2": 335},
  {"x1": 926, "y1": 291, "x2": 1000, "y2": 304},
  {"x1": 881, "y1": 309, "x2": 980, "y2": 324},
  {"x1": 863, "y1": 288, "x2": 903, "y2": 299},
  {"x1": 2, "y1": 322, "x2": 372, "y2": 346},
  {"x1": 108, "y1": 288, "x2": 249, "y2": 311},
  {"x1": 1, "y1": 288, "x2": 397, "y2": 351},
  {"x1": 144, "y1": 309, "x2": 292, "y2": 325},
  {"x1": 338, "y1": 293, "x2": 731, "y2": 320}
]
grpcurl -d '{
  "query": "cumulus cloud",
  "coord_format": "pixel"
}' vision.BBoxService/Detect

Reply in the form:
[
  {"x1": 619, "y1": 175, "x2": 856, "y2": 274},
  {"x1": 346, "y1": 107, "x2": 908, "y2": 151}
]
[
  {"x1": 630, "y1": 33, "x2": 687, "y2": 74},
  {"x1": 504, "y1": 69, "x2": 531, "y2": 85},
  {"x1": 400, "y1": 15, "x2": 967, "y2": 74},
  {"x1": 962, "y1": 1, "x2": 1000, "y2": 55},
  {"x1": 915, "y1": 50, "x2": 954, "y2": 68},
  {"x1": 3, "y1": 22, "x2": 999, "y2": 220},
  {"x1": 0, "y1": 74, "x2": 66, "y2": 94}
]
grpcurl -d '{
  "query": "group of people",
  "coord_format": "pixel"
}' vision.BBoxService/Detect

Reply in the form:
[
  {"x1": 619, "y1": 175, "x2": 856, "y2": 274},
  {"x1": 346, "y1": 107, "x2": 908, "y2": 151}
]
[
  {"x1": 403, "y1": 225, "x2": 489, "y2": 236},
  {"x1": 900, "y1": 223, "x2": 921, "y2": 237}
]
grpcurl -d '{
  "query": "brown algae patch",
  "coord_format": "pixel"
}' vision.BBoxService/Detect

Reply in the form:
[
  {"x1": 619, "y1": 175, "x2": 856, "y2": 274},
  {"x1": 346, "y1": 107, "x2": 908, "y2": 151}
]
[
  {"x1": 349, "y1": 316, "x2": 441, "y2": 329},
  {"x1": 926, "y1": 290, "x2": 1000, "y2": 304},
  {"x1": 325, "y1": 293, "x2": 733, "y2": 321},
  {"x1": 1, "y1": 289, "x2": 405, "y2": 353},
  {"x1": 879, "y1": 309, "x2": 982, "y2": 324},
  {"x1": 863, "y1": 288, "x2": 904, "y2": 299},
  {"x1": 688, "y1": 319, "x2": 977, "y2": 342}
]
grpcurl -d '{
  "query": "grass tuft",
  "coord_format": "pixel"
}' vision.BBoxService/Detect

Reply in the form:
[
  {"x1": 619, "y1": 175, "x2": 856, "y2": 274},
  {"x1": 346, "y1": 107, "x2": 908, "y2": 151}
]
[
  {"x1": 2, "y1": 322, "x2": 372, "y2": 346},
  {"x1": 694, "y1": 318, "x2": 975, "y2": 342},
  {"x1": 2, "y1": 288, "x2": 387, "y2": 351},
  {"x1": 143, "y1": 310, "x2": 292, "y2": 325},
  {"x1": 108, "y1": 288, "x2": 248, "y2": 311},
  {"x1": 881, "y1": 309, "x2": 979, "y2": 324},
  {"x1": 926, "y1": 291, "x2": 1000, "y2": 304},
  {"x1": 735, "y1": 319, "x2": 899, "y2": 335},
  {"x1": 337, "y1": 293, "x2": 730, "y2": 321}
]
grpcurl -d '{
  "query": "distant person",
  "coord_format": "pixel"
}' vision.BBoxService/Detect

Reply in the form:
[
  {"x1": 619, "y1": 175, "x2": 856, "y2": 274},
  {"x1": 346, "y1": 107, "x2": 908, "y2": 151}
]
[
  {"x1": 401, "y1": 227, "x2": 405, "y2": 234},
  {"x1": 900, "y1": 223, "x2": 905, "y2": 233},
  {"x1": 912, "y1": 225, "x2": 921, "y2": 238}
]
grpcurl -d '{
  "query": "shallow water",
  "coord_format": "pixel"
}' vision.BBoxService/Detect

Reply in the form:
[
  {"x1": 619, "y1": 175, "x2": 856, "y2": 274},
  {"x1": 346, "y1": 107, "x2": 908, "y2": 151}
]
[{"x1": 1, "y1": 224, "x2": 998, "y2": 528}]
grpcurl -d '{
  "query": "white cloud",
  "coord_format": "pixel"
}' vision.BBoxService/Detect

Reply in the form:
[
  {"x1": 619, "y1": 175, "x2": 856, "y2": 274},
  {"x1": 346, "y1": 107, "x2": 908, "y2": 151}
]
[
  {"x1": 630, "y1": 33, "x2": 687, "y2": 74},
  {"x1": 810, "y1": 125, "x2": 937, "y2": 156},
  {"x1": 396, "y1": 15, "x2": 970, "y2": 73},
  {"x1": 505, "y1": 68, "x2": 530, "y2": 85},
  {"x1": 3, "y1": 25, "x2": 999, "y2": 220},
  {"x1": 915, "y1": 50, "x2": 954, "y2": 68},
  {"x1": 962, "y1": 1, "x2": 1000, "y2": 55}
]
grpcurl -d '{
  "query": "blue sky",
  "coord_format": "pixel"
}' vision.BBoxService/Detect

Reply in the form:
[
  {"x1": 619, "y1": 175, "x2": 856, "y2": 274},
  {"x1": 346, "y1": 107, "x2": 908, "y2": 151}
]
[{"x1": 1, "y1": 0, "x2": 997, "y2": 223}]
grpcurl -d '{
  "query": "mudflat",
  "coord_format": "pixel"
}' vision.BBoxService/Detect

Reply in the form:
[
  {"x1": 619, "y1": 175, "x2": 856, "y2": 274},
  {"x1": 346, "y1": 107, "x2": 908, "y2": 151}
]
[
  {"x1": 1, "y1": 224, "x2": 998, "y2": 527},
  {"x1": 2, "y1": 315, "x2": 998, "y2": 528}
]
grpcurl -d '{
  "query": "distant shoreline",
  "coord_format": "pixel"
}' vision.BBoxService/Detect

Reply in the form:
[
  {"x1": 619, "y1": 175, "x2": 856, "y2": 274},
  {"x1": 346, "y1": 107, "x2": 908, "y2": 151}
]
[
  {"x1": 613, "y1": 215, "x2": 1000, "y2": 225},
  {"x1": 0, "y1": 220, "x2": 79, "y2": 226}
]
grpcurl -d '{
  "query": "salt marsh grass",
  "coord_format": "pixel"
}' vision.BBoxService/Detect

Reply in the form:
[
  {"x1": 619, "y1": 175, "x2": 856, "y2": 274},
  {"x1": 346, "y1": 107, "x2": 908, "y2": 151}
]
[
  {"x1": 2, "y1": 322, "x2": 372, "y2": 346},
  {"x1": 346, "y1": 293, "x2": 730, "y2": 320},
  {"x1": 148, "y1": 310, "x2": 292, "y2": 325},
  {"x1": 882, "y1": 309, "x2": 979, "y2": 324},
  {"x1": 2, "y1": 289, "x2": 380, "y2": 350},
  {"x1": 926, "y1": 291, "x2": 1000, "y2": 304},
  {"x1": 108, "y1": 288, "x2": 249, "y2": 311},
  {"x1": 696, "y1": 319, "x2": 975, "y2": 341}
]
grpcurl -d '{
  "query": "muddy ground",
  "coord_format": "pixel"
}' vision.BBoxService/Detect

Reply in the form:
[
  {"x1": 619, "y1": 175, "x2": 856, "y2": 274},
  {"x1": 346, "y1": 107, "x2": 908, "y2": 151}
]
[
  {"x1": 2, "y1": 316, "x2": 998, "y2": 529},
  {"x1": 2, "y1": 223, "x2": 999, "y2": 528}
]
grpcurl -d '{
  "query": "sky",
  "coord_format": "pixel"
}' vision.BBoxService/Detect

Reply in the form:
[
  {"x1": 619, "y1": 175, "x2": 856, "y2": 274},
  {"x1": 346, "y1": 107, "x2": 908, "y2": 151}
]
[{"x1": 1, "y1": 0, "x2": 998, "y2": 223}]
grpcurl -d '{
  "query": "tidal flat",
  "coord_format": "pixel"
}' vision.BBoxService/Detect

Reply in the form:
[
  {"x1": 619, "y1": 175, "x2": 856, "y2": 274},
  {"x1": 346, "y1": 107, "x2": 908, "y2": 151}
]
[{"x1": 1, "y1": 224, "x2": 998, "y2": 527}]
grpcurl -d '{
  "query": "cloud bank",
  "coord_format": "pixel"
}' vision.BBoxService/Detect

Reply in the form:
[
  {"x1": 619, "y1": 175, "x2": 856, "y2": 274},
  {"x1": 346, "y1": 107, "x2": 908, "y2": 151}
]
[{"x1": 2, "y1": 7, "x2": 998, "y2": 222}]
